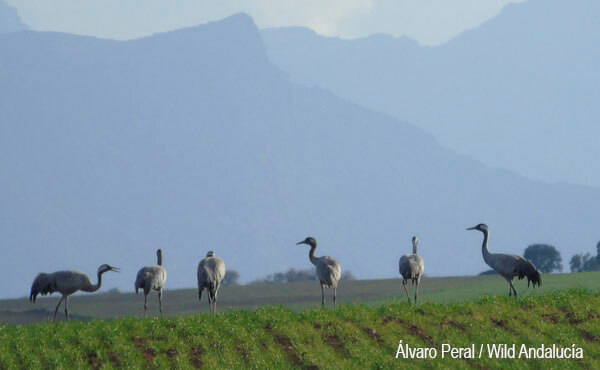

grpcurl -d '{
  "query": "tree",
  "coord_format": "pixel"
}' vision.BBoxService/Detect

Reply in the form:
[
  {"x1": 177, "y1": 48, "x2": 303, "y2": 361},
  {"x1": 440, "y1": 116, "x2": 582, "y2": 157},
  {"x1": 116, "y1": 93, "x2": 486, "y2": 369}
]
[
  {"x1": 582, "y1": 253, "x2": 599, "y2": 272},
  {"x1": 570, "y1": 254, "x2": 583, "y2": 273},
  {"x1": 222, "y1": 270, "x2": 240, "y2": 286},
  {"x1": 569, "y1": 253, "x2": 600, "y2": 273},
  {"x1": 523, "y1": 244, "x2": 562, "y2": 273},
  {"x1": 597, "y1": 241, "x2": 600, "y2": 264}
]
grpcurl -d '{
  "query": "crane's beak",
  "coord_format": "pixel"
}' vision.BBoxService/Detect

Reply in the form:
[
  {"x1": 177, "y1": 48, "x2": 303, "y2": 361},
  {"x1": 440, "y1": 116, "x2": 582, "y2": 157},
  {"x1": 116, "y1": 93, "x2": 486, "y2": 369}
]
[
  {"x1": 296, "y1": 241, "x2": 305, "y2": 246},
  {"x1": 110, "y1": 266, "x2": 121, "y2": 272},
  {"x1": 466, "y1": 226, "x2": 477, "y2": 230}
]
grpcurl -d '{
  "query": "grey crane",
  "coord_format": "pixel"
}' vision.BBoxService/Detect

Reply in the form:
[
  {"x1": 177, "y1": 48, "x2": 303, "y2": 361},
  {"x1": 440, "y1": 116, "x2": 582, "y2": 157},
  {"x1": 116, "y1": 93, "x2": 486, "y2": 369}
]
[
  {"x1": 399, "y1": 236, "x2": 425, "y2": 305},
  {"x1": 296, "y1": 237, "x2": 342, "y2": 308},
  {"x1": 197, "y1": 251, "x2": 226, "y2": 313},
  {"x1": 29, "y1": 264, "x2": 119, "y2": 322},
  {"x1": 467, "y1": 223, "x2": 541, "y2": 296},
  {"x1": 135, "y1": 249, "x2": 168, "y2": 318}
]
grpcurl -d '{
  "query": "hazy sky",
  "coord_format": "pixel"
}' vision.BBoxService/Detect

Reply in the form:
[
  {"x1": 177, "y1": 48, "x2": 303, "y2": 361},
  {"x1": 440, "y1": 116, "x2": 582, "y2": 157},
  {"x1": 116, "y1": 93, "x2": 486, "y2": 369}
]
[{"x1": 7, "y1": 0, "x2": 525, "y2": 45}]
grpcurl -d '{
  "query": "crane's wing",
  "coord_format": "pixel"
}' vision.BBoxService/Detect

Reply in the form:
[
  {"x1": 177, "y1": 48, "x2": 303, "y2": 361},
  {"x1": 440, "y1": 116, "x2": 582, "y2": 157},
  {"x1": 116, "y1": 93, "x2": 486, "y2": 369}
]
[{"x1": 317, "y1": 256, "x2": 341, "y2": 288}]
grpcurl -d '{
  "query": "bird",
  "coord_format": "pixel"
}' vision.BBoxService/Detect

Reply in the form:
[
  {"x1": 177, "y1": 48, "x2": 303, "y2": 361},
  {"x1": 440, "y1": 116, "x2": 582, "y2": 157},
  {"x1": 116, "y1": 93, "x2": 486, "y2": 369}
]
[
  {"x1": 399, "y1": 236, "x2": 425, "y2": 305},
  {"x1": 29, "y1": 264, "x2": 120, "y2": 322},
  {"x1": 135, "y1": 249, "x2": 168, "y2": 318},
  {"x1": 197, "y1": 251, "x2": 226, "y2": 313},
  {"x1": 467, "y1": 223, "x2": 541, "y2": 296},
  {"x1": 296, "y1": 237, "x2": 341, "y2": 308}
]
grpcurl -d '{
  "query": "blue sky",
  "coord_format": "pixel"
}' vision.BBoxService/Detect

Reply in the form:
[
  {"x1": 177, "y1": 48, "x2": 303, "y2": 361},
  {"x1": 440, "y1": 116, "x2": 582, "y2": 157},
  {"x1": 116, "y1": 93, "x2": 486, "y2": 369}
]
[{"x1": 7, "y1": 0, "x2": 525, "y2": 45}]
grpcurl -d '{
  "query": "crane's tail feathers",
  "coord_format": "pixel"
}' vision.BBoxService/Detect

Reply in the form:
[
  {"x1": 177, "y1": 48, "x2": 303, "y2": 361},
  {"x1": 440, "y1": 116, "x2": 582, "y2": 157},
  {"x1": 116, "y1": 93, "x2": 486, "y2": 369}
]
[
  {"x1": 323, "y1": 266, "x2": 340, "y2": 288},
  {"x1": 29, "y1": 273, "x2": 53, "y2": 303},
  {"x1": 517, "y1": 259, "x2": 542, "y2": 288}
]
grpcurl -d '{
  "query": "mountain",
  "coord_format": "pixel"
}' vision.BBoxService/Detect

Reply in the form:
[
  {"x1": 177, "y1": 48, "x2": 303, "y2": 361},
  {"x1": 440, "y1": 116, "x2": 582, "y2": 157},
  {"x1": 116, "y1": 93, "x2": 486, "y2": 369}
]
[
  {"x1": 0, "y1": 0, "x2": 28, "y2": 33},
  {"x1": 261, "y1": 0, "x2": 600, "y2": 186},
  {"x1": 1, "y1": 13, "x2": 599, "y2": 299}
]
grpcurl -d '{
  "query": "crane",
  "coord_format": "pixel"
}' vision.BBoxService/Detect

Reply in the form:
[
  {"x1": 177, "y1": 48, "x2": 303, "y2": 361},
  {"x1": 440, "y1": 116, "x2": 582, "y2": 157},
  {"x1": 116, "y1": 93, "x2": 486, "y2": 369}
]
[
  {"x1": 296, "y1": 237, "x2": 341, "y2": 308},
  {"x1": 467, "y1": 223, "x2": 541, "y2": 296},
  {"x1": 29, "y1": 264, "x2": 119, "y2": 322},
  {"x1": 197, "y1": 251, "x2": 226, "y2": 313},
  {"x1": 135, "y1": 249, "x2": 168, "y2": 318},
  {"x1": 399, "y1": 236, "x2": 425, "y2": 305}
]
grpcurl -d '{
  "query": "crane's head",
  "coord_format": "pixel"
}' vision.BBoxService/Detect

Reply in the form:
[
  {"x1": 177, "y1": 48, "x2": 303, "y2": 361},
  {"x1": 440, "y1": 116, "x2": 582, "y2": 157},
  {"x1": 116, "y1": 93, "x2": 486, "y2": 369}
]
[
  {"x1": 296, "y1": 237, "x2": 317, "y2": 247},
  {"x1": 412, "y1": 236, "x2": 419, "y2": 245},
  {"x1": 206, "y1": 251, "x2": 215, "y2": 258},
  {"x1": 156, "y1": 249, "x2": 163, "y2": 257},
  {"x1": 98, "y1": 264, "x2": 120, "y2": 274},
  {"x1": 467, "y1": 223, "x2": 489, "y2": 233}
]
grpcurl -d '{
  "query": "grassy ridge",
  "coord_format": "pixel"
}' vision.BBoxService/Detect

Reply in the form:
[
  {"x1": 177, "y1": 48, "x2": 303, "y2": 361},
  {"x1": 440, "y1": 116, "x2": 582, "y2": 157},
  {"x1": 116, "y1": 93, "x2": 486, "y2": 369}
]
[
  {"x1": 2, "y1": 271, "x2": 599, "y2": 324},
  {"x1": 1, "y1": 289, "x2": 599, "y2": 369}
]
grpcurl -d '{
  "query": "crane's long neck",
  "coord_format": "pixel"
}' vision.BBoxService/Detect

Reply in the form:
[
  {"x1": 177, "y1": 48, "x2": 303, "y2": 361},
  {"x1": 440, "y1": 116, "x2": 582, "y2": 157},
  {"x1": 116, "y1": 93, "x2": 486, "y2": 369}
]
[
  {"x1": 481, "y1": 230, "x2": 491, "y2": 264},
  {"x1": 82, "y1": 271, "x2": 105, "y2": 293},
  {"x1": 412, "y1": 241, "x2": 418, "y2": 255},
  {"x1": 308, "y1": 244, "x2": 319, "y2": 266},
  {"x1": 157, "y1": 253, "x2": 163, "y2": 266}
]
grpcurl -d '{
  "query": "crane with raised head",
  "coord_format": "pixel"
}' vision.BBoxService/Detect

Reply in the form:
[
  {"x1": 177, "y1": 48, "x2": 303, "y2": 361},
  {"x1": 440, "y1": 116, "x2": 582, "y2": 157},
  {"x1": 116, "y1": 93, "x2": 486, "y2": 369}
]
[
  {"x1": 135, "y1": 249, "x2": 168, "y2": 318},
  {"x1": 29, "y1": 264, "x2": 120, "y2": 322},
  {"x1": 399, "y1": 236, "x2": 425, "y2": 305},
  {"x1": 296, "y1": 237, "x2": 341, "y2": 308},
  {"x1": 467, "y1": 223, "x2": 541, "y2": 296}
]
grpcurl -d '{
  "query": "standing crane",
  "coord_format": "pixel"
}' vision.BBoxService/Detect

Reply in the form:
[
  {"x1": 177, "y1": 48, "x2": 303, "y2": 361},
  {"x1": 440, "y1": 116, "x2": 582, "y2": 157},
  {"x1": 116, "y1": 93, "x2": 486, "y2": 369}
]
[
  {"x1": 197, "y1": 251, "x2": 226, "y2": 313},
  {"x1": 135, "y1": 249, "x2": 168, "y2": 318},
  {"x1": 467, "y1": 223, "x2": 541, "y2": 296},
  {"x1": 29, "y1": 264, "x2": 120, "y2": 322},
  {"x1": 399, "y1": 236, "x2": 425, "y2": 305},
  {"x1": 296, "y1": 237, "x2": 341, "y2": 308}
]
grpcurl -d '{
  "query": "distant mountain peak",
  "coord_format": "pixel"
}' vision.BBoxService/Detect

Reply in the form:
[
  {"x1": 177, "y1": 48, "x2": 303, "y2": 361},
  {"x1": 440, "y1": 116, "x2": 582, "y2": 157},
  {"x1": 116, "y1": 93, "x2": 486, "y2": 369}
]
[{"x1": 0, "y1": 0, "x2": 28, "y2": 33}]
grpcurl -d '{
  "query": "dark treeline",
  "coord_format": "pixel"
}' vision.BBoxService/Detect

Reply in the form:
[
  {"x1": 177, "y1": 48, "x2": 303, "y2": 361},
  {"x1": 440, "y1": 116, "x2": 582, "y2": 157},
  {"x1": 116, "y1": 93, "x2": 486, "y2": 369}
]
[
  {"x1": 569, "y1": 242, "x2": 600, "y2": 273},
  {"x1": 250, "y1": 268, "x2": 355, "y2": 284}
]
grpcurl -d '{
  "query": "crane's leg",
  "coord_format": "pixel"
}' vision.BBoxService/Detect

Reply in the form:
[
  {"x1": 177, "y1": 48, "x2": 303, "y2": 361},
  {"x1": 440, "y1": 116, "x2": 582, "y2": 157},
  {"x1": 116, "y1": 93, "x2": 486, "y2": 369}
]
[
  {"x1": 415, "y1": 279, "x2": 420, "y2": 304},
  {"x1": 510, "y1": 281, "x2": 518, "y2": 297},
  {"x1": 158, "y1": 290, "x2": 164, "y2": 317},
  {"x1": 402, "y1": 280, "x2": 411, "y2": 305},
  {"x1": 53, "y1": 296, "x2": 64, "y2": 323},
  {"x1": 321, "y1": 284, "x2": 325, "y2": 307},
  {"x1": 144, "y1": 293, "x2": 148, "y2": 318},
  {"x1": 333, "y1": 287, "x2": 337, "y2": 308},
  {"x1": 214, "y1": 285, "x2": 219, "y2": 314},
  {"x1": 64, "y1": 295, "x2": 69, "y2": 322}
]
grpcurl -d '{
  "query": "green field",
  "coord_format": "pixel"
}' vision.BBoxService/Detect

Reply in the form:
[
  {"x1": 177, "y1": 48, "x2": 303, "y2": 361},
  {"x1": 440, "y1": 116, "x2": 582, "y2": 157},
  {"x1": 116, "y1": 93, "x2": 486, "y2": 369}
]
[
  {"x1": 1, "y1": 272, "x2": 598, "y2": 324},
  {"x1": 1, "y1": 288, "x2": 599, "y2": 368}
]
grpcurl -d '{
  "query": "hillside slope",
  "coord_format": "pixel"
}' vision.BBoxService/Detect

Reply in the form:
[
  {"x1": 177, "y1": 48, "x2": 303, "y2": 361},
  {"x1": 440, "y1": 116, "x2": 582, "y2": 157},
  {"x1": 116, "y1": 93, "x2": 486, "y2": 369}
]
[
  {"x1": 262, "y1": 0, "x2": 600, "y2": 186},
  {"x1": 2, "y1": 272, "x2": 599, "y2": 324},
  {"x1": 0, "y1": 290, "x2": 599, "y2": 368},
  {"x1": 2, "y1": 13, "x2": 600, "y2": 298}
]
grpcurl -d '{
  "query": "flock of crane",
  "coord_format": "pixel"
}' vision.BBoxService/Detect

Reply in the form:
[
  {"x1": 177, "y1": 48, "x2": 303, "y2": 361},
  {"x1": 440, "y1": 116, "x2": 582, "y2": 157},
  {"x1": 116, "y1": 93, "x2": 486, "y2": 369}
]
[{"x1": 29, "y1": 223, "x2": 542, "y2": 322}]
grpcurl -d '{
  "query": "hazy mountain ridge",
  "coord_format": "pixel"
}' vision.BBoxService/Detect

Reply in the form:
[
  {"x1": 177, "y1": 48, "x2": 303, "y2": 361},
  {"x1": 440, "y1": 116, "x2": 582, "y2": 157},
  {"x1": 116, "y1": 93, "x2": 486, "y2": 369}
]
[
  {"x1": 1, "y1": 13, "x2": 600, "y2": 299},
  {"x1": 261, "y1": 0, "x2": 600, "y2": 186},
  {"x1": 0, "y1": 0, "x2": 27, "y2": 34}
]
